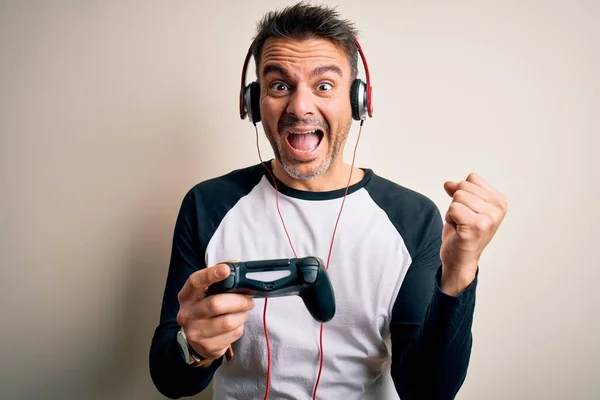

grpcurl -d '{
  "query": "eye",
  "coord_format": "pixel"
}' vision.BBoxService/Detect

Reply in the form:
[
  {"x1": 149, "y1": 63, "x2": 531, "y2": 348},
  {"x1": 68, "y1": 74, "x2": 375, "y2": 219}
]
[
  {"x1": 270, "y1": 82, "x2": 289, "y2": 91},
  {"x1": 317, "y1": 82, "x2": 333, "y2": 91}
]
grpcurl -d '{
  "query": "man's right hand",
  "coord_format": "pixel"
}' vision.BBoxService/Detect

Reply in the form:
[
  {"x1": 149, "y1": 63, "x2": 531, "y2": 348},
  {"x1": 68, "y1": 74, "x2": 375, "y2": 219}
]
[{"x1": 176, "y1": 262, "x2": 255, "y2": 360}]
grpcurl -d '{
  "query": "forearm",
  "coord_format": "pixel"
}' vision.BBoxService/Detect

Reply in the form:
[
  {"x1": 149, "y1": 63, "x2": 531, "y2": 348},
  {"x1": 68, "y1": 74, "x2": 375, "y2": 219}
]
[
  {"x1": 149, "y1": 322, "x2": 221, "y2": 399},
  {"x1": 391, "y1": 268, "x2": 477, "y2": 400}
]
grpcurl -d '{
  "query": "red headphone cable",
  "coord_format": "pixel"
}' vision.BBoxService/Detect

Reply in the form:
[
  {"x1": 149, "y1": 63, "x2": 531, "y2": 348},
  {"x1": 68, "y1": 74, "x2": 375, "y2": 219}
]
[
  {"x1": 254, "y1": 125, "x2": 298, "y2": 400},
  {"x1": 253, "y1": 120, "x2": 364, "y2": 399},
  {"x1": 311, "y1": 120, "x2": 363, "y2": 400}
]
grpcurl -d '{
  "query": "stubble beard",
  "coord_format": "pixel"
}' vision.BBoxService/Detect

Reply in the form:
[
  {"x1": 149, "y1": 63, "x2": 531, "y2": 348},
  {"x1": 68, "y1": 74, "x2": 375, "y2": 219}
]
[{"x1": 265, "y1": 117, "x2": 352, "y2": 181}]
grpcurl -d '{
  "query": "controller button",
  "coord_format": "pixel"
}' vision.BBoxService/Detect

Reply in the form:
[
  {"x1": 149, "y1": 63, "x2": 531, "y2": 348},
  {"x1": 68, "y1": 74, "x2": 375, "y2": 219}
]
[
  {"x1": 246, "y1": 259, "x2": 291, "y2": 269},
  {"x1": 301, "y1": 257, "x2": 321, "y2": 268},
  {"x1": 303, "y1": 268, "x2": 318, "y2": 283},
  {"x1": 223, "y1": 272, "x2": 235, "y2": 289}
]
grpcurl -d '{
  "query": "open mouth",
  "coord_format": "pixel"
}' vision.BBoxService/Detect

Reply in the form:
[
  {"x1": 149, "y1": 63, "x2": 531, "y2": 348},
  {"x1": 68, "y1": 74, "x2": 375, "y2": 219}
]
[{"x1": 285, "y1": 129, "x2": 324, "y2": 152}]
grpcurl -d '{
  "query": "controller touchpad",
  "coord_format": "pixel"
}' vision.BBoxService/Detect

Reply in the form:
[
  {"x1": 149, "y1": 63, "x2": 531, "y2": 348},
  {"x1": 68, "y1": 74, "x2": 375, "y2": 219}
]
[{"x1": 245, "y1": 271, "x2": 291, "y2": 282}]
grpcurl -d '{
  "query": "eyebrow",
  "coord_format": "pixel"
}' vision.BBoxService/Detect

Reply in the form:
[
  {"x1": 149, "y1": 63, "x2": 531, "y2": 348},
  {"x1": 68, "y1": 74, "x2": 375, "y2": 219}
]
[
  {"x1": 261, "y1": 64, "x2": 343, "y2": 79},
  {"x1": 262, "y1": 64, "x2": 291, "y2": 80},
  {"x1": 310, "y1": 65, "x2": 343, "y2": 78}
]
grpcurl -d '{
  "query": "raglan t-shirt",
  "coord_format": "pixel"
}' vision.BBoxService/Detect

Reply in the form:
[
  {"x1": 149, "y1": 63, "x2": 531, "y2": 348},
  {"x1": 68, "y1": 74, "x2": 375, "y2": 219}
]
[{"x1": 150, "y1": 161, "x2": 477, "y2": 400}]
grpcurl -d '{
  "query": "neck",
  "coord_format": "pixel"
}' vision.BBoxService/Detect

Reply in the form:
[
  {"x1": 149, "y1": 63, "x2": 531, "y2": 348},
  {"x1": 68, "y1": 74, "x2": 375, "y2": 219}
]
[{"x1": 270, "y1": 159, "x2": 364, "y2": 192}]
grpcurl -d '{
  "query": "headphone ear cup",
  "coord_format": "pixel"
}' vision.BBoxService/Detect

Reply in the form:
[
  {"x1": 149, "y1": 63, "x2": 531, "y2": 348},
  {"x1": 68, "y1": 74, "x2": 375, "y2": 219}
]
[
  {"x1": 245, "y1": 81, "x2": 261, "y2": 124},
  {"x1": 350, "y1": 79, "x2": 367, "y2": 121}
]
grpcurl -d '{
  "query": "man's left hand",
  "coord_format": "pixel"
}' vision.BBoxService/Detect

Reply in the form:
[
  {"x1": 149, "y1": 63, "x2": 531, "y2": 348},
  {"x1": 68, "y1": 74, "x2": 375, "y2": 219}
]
[{"x1": 440, "y1": 173, "x2": 508, "y2": 296}]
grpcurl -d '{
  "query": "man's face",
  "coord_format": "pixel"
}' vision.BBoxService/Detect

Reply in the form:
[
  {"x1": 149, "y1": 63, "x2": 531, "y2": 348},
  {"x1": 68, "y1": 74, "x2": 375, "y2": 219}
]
[{"x1": 258, "y1": 37, "x2": 353, "y2": 181}]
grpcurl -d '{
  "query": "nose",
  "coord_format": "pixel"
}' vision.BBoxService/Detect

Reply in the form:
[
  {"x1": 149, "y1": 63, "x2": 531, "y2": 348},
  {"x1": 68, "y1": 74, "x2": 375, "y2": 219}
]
[{"x1": 286, "y1": 85, "x2": 315, "y2": 118}]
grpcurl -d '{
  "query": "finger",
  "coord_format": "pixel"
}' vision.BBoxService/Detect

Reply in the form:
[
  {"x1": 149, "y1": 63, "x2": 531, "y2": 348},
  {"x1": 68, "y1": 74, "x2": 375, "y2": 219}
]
[
  {"x1": 194, "y1": 293, "x2": 255, "y2": 320},
  {"x1": 452, "y1": 188, "x2": 495, "y2": 214},
  {"x1": 455, "y1": 180, "x2": 497, "y2": 204},
  {"x1": 190, "y1": 311, "x2": 249, "y2": 340},
  {"x1": 186, "y1": 316, "x2": 247, "y2": 359},
  {"x1": 466, "y1": 172, "x2": 494, "y2": 191},
  {"x1": 178, "y1": 264, "x2": 232, "y2": 303},
  {"x1": 187, "y1": 330, "x2": 242, "y2": 360},
  {"x1": 444, "y1": 181, "x2": 459, "y2": 197},
  {"x1": 446, "y1": 201, "x2": 477, "y2": 227},
  {"x1": 177, "y1": 294, "x2": 253, "y2": 332},
  {"x1": 191, "y1": 327, "x2": 244, "y2": 360},
  {"x1": 447, "y1": 178, "x2": 495, "y2": 202},
  {"x1": 466, "y1": 173, "x2": 506, "y2": 204},
  {"x1": 197, "y1": 345, "x2": 233, "y2": 361},
  {"x1": 444, "y1": 208, "x2": 457, "y2": 231}
]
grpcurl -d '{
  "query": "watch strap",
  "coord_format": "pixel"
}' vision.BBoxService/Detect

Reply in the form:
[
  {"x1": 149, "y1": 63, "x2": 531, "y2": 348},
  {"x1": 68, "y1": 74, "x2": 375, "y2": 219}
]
[{"x1": 190, "y1": 345, "x2": 234, "y2": 368}]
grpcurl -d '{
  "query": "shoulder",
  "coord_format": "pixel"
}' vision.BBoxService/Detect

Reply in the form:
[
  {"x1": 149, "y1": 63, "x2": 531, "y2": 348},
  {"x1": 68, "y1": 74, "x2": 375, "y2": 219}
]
[
  {"x1": 175, "y1": 163, "x2": 266, "y2": 223},
  {"x1": 172, "y1": 163, "x2": 266, "y2": 247},
  {"x1": 190, "y1": 163, "x2": 264, "y2": 197},
  {"x1": 364, "y1": 171, "x2": 437, "y2": 211},
  {"x1": 363, "y1": 170, "x2": 443, "y2": 256},
  {"x1": 364, "y1": 170, "x2": 441, "y2": 221},
  {"x1": 182, "y1": 163, "x2": 265, "y2": 204}
]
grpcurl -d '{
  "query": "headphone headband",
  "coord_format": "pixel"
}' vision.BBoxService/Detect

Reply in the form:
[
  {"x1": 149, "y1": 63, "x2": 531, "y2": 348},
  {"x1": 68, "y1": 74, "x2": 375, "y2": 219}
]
[
  {"x1": 354, "y1": 40, "x2": 373, "y2": 118},
  {"x1": 239, "y1": 44, "x2": 254, "y2": 120}
]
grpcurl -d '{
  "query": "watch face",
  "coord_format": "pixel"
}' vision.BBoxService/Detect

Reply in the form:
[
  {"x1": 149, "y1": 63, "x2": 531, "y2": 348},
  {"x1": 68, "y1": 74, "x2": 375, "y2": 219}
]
[
  {"x1": 177, "y1": 329, "x2": 207, "y2": 366},
  {"x1": 177, "y1": 330, "x2": 192, "y2": 362}
]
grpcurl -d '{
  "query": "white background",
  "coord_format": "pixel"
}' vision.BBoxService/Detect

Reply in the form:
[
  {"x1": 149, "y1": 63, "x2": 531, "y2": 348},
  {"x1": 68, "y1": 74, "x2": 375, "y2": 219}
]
[{"x1": 1, "y1": 0, "x2": 598, "y2": 398}]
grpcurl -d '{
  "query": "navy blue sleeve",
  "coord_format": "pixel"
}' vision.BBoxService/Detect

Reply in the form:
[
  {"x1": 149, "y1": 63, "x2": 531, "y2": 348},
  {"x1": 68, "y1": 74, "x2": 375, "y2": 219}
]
[
  {"x1": 364, "y1": 173, "x2": 477, "y2": 399},
  {"x1": 149, "y1": 165, "x2": 265, "y2": 398},
  {"x1": 148, "y1": 189, "x2": 223, "y2": 399},
  {"x1": 389, "y1": 200, "x2": 477, "y2": 400}
]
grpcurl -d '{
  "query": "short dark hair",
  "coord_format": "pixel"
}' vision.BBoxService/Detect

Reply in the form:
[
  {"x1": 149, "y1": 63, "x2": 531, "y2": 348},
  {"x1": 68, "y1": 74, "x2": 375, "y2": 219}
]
[{"x1": 251, "y1": 2, "x2": 359, "y2": 81}]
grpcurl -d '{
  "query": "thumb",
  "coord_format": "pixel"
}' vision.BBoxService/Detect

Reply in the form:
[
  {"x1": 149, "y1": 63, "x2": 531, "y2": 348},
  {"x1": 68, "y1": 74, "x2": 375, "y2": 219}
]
[
  {"x1": 444, "y1": 181, "x2": 459, "y2": 197},
  {"x1": 179, "y1": 263, "x2": 232, "y2": 302}
]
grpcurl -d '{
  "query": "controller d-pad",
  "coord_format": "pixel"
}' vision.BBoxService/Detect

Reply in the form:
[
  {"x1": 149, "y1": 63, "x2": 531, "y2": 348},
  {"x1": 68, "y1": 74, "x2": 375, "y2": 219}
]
[{"x1": 223, "y1": 269, "x2": 235, "y2": 289}]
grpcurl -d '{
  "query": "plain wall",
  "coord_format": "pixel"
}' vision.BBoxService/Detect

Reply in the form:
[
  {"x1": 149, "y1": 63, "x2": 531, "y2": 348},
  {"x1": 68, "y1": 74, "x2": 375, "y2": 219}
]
[{"x1": 1, "y1": 0, "x2": 598, "y2": 399}]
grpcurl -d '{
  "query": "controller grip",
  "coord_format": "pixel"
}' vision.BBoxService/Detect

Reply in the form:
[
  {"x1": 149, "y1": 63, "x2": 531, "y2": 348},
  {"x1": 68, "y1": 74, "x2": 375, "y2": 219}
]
[{"x1": 301, "y1": 271, "x2": 336, "y2": 323}]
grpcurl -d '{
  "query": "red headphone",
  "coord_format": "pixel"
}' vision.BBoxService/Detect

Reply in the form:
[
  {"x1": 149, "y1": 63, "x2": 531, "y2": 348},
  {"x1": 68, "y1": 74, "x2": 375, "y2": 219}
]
[{"x1": 239, "y1": 39, "x2": 373, "y2": 124}]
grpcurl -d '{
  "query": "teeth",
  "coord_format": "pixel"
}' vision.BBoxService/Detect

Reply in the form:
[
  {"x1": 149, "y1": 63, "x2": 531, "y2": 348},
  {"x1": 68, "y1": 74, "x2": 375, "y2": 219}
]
[{"x1": 289, "y1": 130, "x2": 317, "y2": 135}]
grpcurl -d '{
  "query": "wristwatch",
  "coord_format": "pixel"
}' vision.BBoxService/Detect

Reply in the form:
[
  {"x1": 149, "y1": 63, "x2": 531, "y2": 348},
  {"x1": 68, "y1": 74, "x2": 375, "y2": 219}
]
[
  {"x1": 176, "y1": 328, "x2": 214, "y2": 367},
  {"x1": 176, "y1": 328, "x2": 234, "y2": 367}
]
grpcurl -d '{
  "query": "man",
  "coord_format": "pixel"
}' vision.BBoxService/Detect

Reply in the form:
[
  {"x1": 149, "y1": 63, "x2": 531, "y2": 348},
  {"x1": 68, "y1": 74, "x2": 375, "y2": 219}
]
[{"x1": 149, "y1": 2, "x2": 507, "y2": 399}]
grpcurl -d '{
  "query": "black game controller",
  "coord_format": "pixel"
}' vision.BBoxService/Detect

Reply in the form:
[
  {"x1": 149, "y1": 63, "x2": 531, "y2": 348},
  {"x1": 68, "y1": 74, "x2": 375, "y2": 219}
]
[{"x1": 206, "y1": 256, "x2": 336, "y2": 323}]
